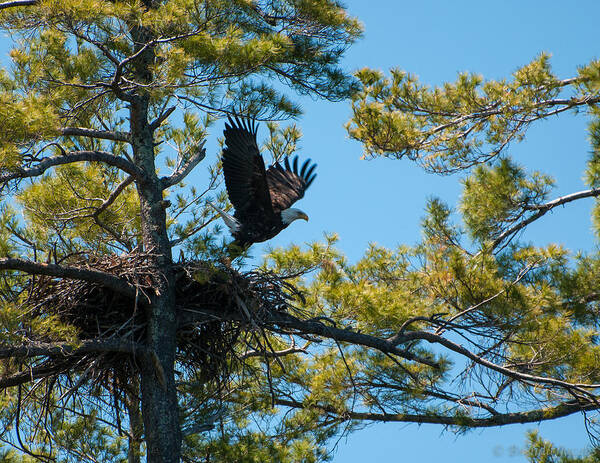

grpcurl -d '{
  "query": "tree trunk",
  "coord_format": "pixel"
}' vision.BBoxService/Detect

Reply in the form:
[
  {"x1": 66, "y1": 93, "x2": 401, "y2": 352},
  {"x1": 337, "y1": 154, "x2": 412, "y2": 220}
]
[
  {"x1": 130, "y1": 94, "x2": 181, "y2": 461},
  {"x1": 128, "y1": 16, "x2": 181, "y2": 461}
]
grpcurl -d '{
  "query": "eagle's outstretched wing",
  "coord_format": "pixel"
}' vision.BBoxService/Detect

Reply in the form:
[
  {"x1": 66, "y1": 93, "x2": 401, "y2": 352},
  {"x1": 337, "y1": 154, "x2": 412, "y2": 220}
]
[
  {"x1": 266, "y1": 156, "x2": 316, "y2": 213},
  {"x1": 222, "y1": 116, "x2": 274, "y2": 220}
]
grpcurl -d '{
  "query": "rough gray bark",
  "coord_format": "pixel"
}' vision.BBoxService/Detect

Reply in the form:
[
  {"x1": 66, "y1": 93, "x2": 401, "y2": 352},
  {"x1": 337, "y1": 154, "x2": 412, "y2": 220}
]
[{"x1": 128, "y1": 16, "x2": 182, "y2": 462}]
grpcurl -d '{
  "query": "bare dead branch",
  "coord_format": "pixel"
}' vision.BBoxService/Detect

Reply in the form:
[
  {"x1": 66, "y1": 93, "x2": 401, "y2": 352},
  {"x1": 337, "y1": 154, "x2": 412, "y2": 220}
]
[
  {"x1": 0, "y1": 363, "x2": 65, "y2": 389},
  {"x1": 149, "y1": 106, "x2": 176, "y2": 132},
  {"x1": 110, "y1": 29, "x2": 207, "y2": 92},
  {"x1": 492, "y1": 187, "x2": 600, "y2": 249},
  {"x1": 265, "y1": 64, "x2": 331, "y2": 100},
  {"x1": 240, "y1": 340, "x2": 309, "y2": 360},
  {"x1": 93, "y1": 175, "x2": 135, "y2": 218},
  {"x1": 169, "y1": 216, "x2": 217, "y2": 247},
  {"x1": 0, "y1": 339, "x2": 145, "y2": 360},
  {"x1": 88, "y1": 175, "x2": 135, "y2": 248},
  {"x1": 161, "y1": 141, "x2": 206, "y2": 188}
]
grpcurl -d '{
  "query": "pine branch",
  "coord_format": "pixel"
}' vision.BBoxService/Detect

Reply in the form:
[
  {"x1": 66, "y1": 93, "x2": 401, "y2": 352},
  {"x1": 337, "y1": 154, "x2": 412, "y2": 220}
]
[
  {"x1": 274, "y1": 312, "x2": 600, "y2": 398},
  {"x1": 263, "y1": 312, "x2": 440, "y2": 368},
  {"x1": 393, "y1": 330, "x2": 600, "y2": 397},
  {"x1": 1, "y1": 150, "x2": 146, "y2": 185},
  {"x1": 274, "y1": 398, "x2": 599, "y2": 428},
  {"x1": 177, "y1": 308, "x2": 438, "y2": 367},
  {"x1": 424, "y1": 94, "x2": 600, "y2": 140},
  {"x1": 60, "y1": 127, "x2": 130, "y2": 143},
  {"x1": 0, "y1": 258, "x2": 136, "y2": 298}
]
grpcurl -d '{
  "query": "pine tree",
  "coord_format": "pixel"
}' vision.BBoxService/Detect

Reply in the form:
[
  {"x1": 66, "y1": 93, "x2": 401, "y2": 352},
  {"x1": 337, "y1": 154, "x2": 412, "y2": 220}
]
[
  {"x1": 2, "y1": 1, "x2": 600, "y2": 461},
  {"x1": 344, "y1": 53, "x2": 600, "y2": 456},
  {"x1": 0, "y1": 1, "x2": 361, "y2": 461}
]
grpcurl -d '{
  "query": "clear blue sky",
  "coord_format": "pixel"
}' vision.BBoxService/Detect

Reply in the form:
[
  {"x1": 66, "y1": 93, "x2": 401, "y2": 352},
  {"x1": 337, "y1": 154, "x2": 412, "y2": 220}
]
[{"x1": 2, "y1": 1, "x2": 599, "y2": 461}]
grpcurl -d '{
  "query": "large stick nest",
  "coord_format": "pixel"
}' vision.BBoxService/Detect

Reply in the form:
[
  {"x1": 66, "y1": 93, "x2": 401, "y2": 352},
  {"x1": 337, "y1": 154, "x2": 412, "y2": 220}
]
[{"x1": 14, "y1": 252, "x2": 303, "y2": 390}]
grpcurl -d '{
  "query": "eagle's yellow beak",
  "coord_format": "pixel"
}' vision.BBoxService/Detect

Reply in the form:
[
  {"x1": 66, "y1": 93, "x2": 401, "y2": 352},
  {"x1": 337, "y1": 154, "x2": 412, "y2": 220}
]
[{"x1": 300, "y1": 212, "x2": 309, "y2": 222}]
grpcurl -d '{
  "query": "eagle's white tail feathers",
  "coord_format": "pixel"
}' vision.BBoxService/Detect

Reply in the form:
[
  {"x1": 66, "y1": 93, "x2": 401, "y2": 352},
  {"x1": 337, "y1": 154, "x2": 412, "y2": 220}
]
[{"x1": 208, "y1": 202, "x2": 241, "y2": 233}]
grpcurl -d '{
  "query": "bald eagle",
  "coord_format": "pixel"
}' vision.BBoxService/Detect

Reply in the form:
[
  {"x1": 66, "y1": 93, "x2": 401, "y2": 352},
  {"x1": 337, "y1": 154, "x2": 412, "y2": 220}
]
[{"x1": 211, "y1": 116, "x2": 316, "y2": 251}]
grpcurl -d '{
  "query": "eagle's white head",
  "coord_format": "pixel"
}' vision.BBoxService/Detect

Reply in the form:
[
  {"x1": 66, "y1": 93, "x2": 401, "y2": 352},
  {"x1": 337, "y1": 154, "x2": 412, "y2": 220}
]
[{"x1": 281, "y1": 208, "x2": 309, "y2": 225}]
